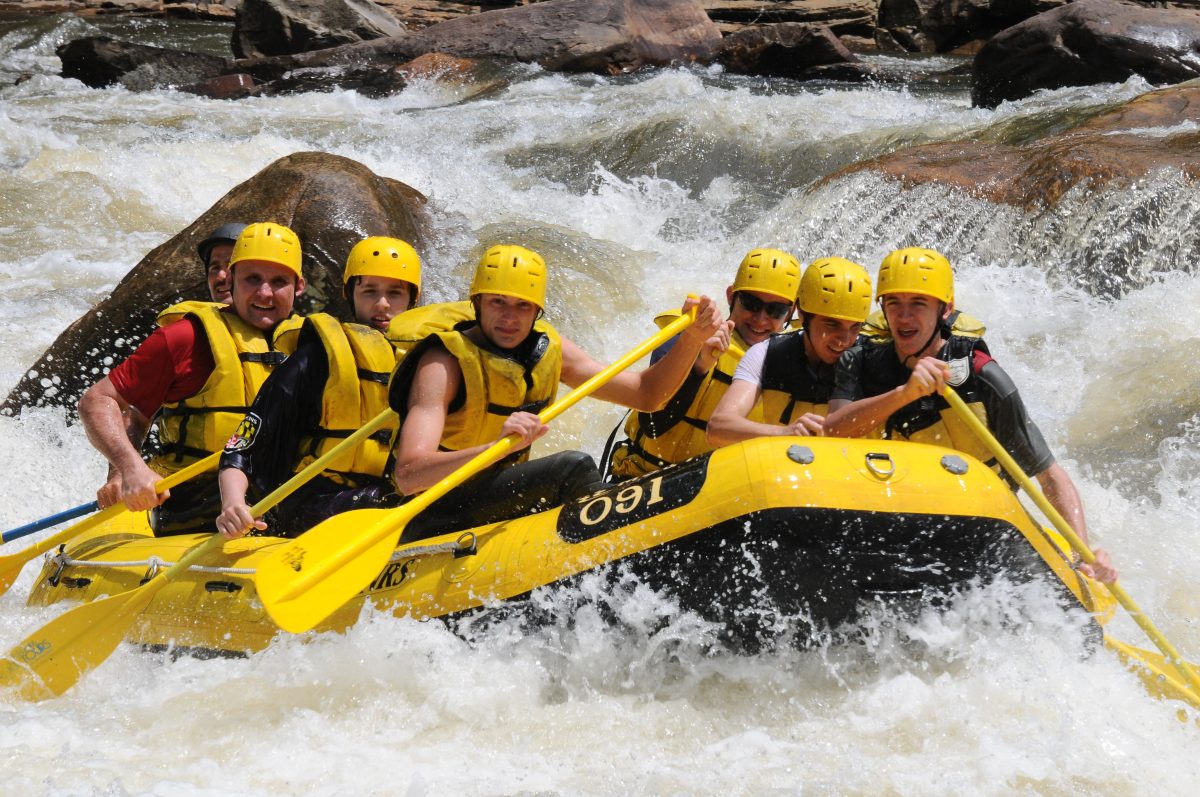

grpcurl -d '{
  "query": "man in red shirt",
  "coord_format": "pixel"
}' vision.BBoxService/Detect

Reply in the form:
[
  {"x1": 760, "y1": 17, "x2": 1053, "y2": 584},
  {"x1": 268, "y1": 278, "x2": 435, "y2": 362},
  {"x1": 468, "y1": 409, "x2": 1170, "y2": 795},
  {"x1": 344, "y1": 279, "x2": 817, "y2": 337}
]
[{"x1": 78, "y1": 222, "x2": 306, "y2": 534}]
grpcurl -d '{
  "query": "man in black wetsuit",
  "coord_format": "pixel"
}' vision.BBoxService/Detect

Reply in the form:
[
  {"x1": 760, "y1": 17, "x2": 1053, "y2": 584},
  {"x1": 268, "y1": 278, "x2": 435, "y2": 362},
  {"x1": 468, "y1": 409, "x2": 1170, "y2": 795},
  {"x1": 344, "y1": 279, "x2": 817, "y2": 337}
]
[
  {"x1": 824, "y1": 246, "x2": 1117, "y2": 583},
  {"x1": 214, "y1": 237, "x2": 421, "y2": 539}
]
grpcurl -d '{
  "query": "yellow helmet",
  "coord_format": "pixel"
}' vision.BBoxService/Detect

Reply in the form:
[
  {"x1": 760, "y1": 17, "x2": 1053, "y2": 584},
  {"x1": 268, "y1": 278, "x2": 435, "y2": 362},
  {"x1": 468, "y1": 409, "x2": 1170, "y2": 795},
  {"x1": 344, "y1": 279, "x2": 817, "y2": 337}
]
[
  {"x1": 733, "y1": 248, "x2": 802, "y2": 302},
  {"x1": 798, "y1": 257, "x2": 873, "y2": 323},
  {"x1": 470, "y1": 244, "x2": 547, "y2": 308},
  {"x1": 229, "y1": 222, "x2": 303, "y2": 279},
  {"x1": 343, "y1": 237, "x2": 422, "y2": 304},
  {"x1": 876, "y1": 247, "x2": 953, "y2": 304}
]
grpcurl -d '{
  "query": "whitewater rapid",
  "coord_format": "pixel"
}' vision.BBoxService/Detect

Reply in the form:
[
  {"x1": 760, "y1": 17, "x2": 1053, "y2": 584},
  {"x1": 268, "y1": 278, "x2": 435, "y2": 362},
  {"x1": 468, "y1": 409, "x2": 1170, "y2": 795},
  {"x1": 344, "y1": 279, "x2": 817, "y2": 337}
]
[{"x1": 1, "y1": 13, "x2": 1197, "y2": 795}]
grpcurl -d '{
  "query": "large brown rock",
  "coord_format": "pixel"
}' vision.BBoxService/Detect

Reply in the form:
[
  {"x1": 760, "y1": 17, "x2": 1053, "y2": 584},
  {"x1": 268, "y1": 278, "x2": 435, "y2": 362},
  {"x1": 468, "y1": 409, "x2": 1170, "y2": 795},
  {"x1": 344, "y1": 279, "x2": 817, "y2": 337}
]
[
  {"x1": 401, "y1": 0, "x2": 723, "y2": 73},
  {"x1": 699, "y1": 0, "x2": 877, "y2": 38},
  {"x1": 233, "y1": 0, "x2": 406, "y2": 59},
  {"x1": 716, "y1": 22, "x2": 871, "y2": 80},
  {"x1": 825, "y1": 83, "x2": 1200, "y2": 298},
  {"x1": 875, "y1": 0, "x2": 1064, "y2": 53},
  {"x1": 973, "y1": 0, "x2": 1200, "y2": 108},
  {"x1": 57, "y1": 36, "x2": 230, "y2": 90},
  {"x1": 833, "y1": 83, "x2": 1200, "y2": 208},
  {"x1": 240, "y1": 0, "x2": 722, "y2": 82},
  {"x1": 58, "y1": 0, "x2": 722, "y2": 93},
  {"x1": 1, "y1": 152, "x2": 431, "y2": 416}
]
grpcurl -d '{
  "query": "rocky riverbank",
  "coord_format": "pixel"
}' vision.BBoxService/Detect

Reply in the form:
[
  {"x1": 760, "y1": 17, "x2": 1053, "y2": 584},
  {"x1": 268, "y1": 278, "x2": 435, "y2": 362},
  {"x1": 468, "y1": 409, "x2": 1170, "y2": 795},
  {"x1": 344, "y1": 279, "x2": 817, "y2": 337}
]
[{"x1": 10, "y1": 0, "x2": 1199, "y2": 55}]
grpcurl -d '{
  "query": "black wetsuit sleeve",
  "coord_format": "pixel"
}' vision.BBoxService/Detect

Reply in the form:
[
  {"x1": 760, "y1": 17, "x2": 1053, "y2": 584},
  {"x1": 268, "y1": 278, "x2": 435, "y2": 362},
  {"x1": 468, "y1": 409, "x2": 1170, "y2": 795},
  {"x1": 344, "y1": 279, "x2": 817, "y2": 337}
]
[
  {"x1": 977, "y1": 360, "x2": 1055, "y2": 476},
  {"x1": 830, "y1": 345, "x2": 867, "y2": 403},
  {"x1": 219, "y1": 340, "x2": 329, "y2": 499}
]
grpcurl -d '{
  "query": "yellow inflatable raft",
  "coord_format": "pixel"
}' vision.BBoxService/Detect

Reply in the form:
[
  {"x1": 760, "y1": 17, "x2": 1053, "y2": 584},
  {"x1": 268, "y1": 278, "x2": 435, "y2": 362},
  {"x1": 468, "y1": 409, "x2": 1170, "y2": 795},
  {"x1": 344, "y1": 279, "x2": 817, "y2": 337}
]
[{"x1": 26, "y1": 436, "x2": 1115, "y2": 656}]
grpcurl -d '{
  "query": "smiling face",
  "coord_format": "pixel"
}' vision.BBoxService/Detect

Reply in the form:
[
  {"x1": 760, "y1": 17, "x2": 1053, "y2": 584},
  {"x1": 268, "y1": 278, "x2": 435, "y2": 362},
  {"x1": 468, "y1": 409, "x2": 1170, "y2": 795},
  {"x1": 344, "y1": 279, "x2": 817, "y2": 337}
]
[
  {"x1": 725, "y1": 287, "x2": 793, "y2": 346},
  {"x1": 880, "y1": 292, "x2": 952, "y2": 362},
  {"x1": 476, "y1": 293, "x2": 539, "y2": 350},
  {"x1": 229, "y1": 260, "x2": 304, "y2": 330},
  {"x1": 803, "y1": 314, "x2": 864, "y2": 365},
  {"x1": 205, "y1": 243, "x2": 235, "y2": 304},
  {"x1": 352, "y1": 275, "x2": 414, "y2": 332}
]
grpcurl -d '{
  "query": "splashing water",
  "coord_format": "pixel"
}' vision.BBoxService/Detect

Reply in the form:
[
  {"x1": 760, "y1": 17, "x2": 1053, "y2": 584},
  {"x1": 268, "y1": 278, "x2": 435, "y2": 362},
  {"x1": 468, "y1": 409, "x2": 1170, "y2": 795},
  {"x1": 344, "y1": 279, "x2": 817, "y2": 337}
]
[{"x1": 1, "y1": 14, "x2": 1197, "y2": 795}]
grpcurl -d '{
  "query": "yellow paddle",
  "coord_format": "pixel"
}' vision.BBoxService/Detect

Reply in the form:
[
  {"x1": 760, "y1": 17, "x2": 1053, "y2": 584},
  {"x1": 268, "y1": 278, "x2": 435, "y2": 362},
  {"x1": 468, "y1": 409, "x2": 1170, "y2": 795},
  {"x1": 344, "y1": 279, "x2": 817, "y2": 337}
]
[
  {"x1": 0, "y1": 451, "x2": 221, "y2": 598},
  {"x1": 943, "y1": 386, "x2": 1200, "y2": 701},
  {"x1": 255, "y1": 309, "x2": 701, "y2": 634},
  {"x1": 1105, "y1": 638, "x2": 1200, "y2": 712},
  {"x1": 0, "y1": 408, "x2": 397, "y2": 701}
]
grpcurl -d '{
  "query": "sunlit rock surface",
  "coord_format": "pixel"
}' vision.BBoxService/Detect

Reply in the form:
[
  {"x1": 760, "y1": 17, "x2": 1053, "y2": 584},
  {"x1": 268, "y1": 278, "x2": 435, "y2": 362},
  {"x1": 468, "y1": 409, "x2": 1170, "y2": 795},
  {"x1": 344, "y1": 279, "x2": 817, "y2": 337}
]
[
  {"x1": 232, "y1": 0, "x2": 405, "y2": 59},
  {"x1": 834, "y1": 83, "x2": 1200, "y2": 209},
  {"x1": 973, "y1": 0, "x2": 1200, "y2": 108}
]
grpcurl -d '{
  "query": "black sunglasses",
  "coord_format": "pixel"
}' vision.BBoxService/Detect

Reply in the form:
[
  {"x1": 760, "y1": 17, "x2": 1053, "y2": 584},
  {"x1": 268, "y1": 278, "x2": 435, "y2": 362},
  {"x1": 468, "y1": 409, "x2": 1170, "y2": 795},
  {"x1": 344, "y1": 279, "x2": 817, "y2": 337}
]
[{"x1": 736, "y1": 292, "x2": 792, "y2": 319}]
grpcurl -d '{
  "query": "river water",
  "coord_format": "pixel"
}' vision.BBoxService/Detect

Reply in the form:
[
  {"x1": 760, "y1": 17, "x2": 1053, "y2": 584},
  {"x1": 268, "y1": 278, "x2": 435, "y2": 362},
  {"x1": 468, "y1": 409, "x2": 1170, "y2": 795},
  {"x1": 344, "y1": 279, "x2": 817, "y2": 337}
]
[{"x1": 1, "y1": 13, "x2": 1198, "y2": 796}]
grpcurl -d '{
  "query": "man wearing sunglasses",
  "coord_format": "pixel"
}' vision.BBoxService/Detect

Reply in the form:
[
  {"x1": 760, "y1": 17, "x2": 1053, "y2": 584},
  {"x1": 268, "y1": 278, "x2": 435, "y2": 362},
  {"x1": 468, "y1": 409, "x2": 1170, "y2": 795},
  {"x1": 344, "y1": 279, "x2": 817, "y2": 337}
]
[
  {"x1": 605, "y1": 248, "x2": 801, "y2": 479},
  {"x1": 707, "y1": 257, "x2": 873, "y2": 446}
]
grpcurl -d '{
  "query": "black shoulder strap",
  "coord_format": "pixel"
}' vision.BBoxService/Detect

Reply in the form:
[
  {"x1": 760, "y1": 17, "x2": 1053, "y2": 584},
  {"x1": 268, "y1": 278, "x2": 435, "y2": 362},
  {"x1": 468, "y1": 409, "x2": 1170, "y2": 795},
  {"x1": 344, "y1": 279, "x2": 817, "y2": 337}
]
[{"x1": 760, "y1": 332, "x2": 806, "y2": 393}]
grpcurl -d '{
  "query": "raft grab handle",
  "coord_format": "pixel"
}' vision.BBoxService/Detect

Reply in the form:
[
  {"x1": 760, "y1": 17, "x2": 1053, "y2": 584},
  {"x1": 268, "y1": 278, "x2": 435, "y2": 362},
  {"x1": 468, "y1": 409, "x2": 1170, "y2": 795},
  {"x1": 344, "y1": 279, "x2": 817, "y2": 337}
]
[{"x1": 865, "y1": 452, "x2": 895, "y2": 480}]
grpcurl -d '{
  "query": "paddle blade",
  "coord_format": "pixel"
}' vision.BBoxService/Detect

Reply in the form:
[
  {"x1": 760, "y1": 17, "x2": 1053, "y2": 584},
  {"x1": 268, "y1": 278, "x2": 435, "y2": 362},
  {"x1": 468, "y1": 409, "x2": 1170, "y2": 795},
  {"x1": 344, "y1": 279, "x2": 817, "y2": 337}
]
[
  {"x1": 0, "y1": 586, "x2": 157, "y2": 701},
  {"x1": 255, "y1": 508, "x2": 397, "y2": 634},
  {"x1": 1106, "y1": 636, "x2": 1200, "y2": 711},
  {"x1": 0, "y1": 553, "x2": 26, "y2": 597},
  {"x1": 0, "y1": 503, "x2": 129, "y2": 600}
]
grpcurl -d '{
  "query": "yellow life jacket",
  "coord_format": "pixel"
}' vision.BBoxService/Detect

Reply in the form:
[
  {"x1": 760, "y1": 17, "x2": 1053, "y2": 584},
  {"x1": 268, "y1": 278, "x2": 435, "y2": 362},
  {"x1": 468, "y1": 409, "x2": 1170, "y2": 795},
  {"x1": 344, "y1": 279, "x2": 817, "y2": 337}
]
[
  {"x1": 758, "y1": 330, "x2": 836, "y2": 426},
  {"x1": 293, "y1": 313, "x2": 399, "y2": 486},
  {"x1": 386, "y1": 300, "x2": 475, "y2": 362},
  {"x1": 862, "y1": 308, "x2": 987, "y2": 341},
  {"x1": 878, "y1": 335, "x2": 1001, "y2": 477},
  {"x1": 388, "y1": 319, "x2": 562, "y2": 465},
  {"x1": 609, "y1": 312, "x2": 758, "y2": 479},
  {"x1": 151, "y1": 303, "x2": 303, "y2": 473},
  {"x1": 157, "y1": 299, "x2": 223, "y2": 318}
]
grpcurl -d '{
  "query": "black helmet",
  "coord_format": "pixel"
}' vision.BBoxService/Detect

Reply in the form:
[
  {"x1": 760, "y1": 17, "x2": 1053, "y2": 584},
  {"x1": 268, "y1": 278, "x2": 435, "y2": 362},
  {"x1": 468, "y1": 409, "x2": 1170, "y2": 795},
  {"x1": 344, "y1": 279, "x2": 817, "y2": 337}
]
[{"x1": 197, "y1": 222, "x2": 248, "y2": 266}]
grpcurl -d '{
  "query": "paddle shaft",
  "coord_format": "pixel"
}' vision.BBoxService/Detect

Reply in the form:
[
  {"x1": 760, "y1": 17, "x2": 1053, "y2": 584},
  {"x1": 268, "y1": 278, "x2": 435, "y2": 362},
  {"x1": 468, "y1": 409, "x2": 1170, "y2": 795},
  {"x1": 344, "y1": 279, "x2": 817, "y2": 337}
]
[
  {"x1": 150, "y1": 409, "x2": 398, "y2": 582},
  {"x1": 3, "y1": 501, "x2": 99, "y2": 544},
  {"x1": 0, "y1": 451, "x2": 221, "y2": 596},
  {"x1": 943, "y1": 386, "x2": 1200, "y2": 697},
  {"x1": 274, "y1": 309, "x2": 700, "y2": 604},
  {"x1": 246, "y1": 408, "x2": 398, "y2": 521}
]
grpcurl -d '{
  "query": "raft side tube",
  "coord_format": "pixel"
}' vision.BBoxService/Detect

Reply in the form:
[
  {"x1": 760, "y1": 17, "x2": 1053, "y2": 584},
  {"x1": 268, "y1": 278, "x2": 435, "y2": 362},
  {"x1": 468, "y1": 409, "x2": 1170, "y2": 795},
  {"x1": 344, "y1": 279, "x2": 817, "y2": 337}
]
[{"x1": 25, "y1": 437, "x2": 1111, "y2": 655}]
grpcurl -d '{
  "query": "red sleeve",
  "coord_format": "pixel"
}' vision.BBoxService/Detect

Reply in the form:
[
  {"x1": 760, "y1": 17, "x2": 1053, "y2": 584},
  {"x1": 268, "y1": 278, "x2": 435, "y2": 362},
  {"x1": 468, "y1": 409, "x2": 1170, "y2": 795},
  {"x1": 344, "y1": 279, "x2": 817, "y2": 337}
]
[
  {"x1": 108, "y1": 317, "x2": 215, "y2": 418},
  {"x1": 971, "y1": 348, "x2": 994, "y2": 372}
]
